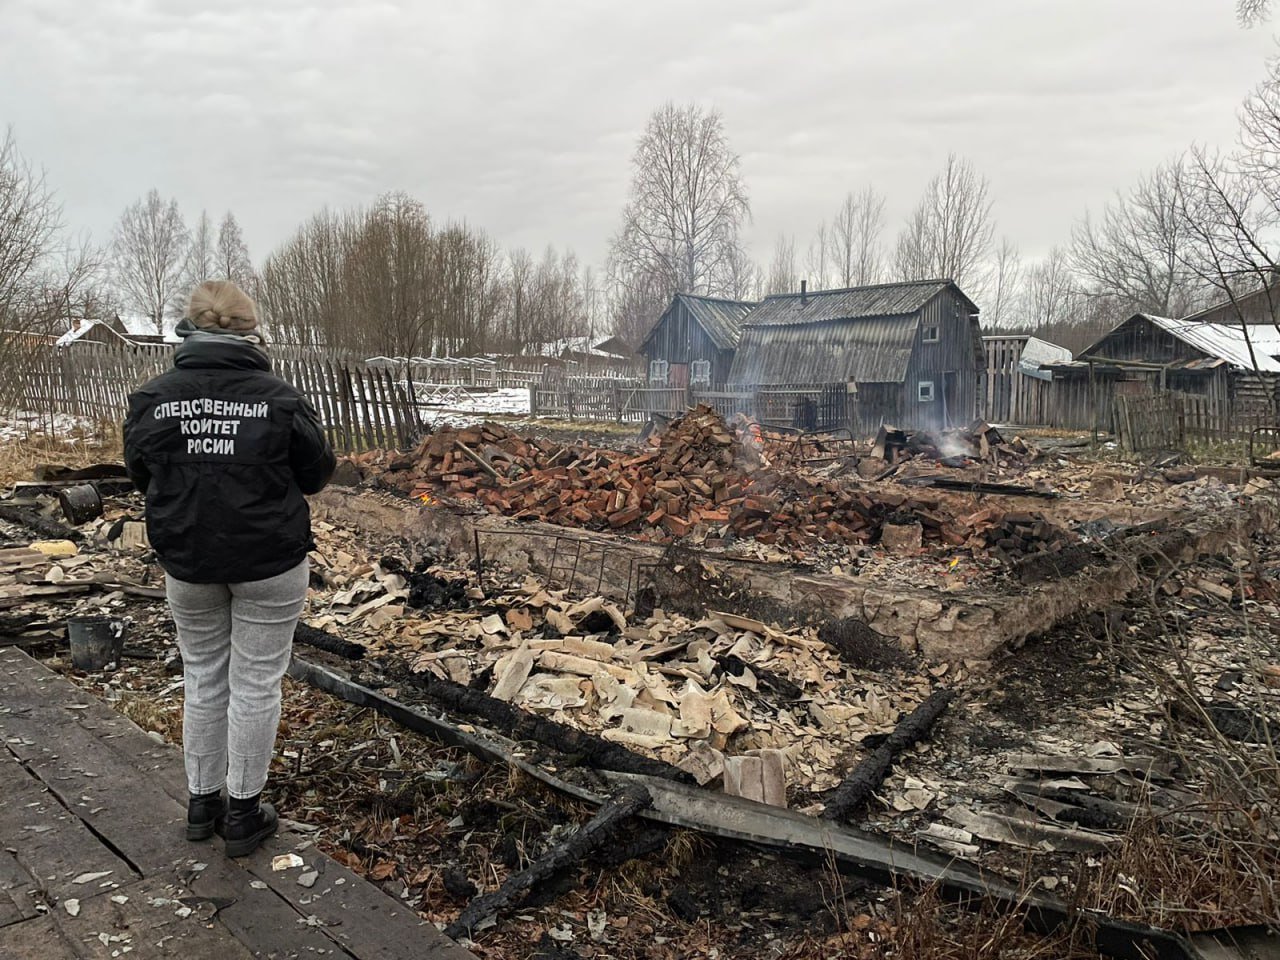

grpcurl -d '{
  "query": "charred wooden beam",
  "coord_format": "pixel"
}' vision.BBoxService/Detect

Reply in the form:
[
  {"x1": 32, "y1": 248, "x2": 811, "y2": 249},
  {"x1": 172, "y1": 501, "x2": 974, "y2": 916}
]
[
  {"x1": 394, "y1": 668, "x2": 693, "y2": 783},
  {"x1": 294, "y1": 622, "x2": 365, "y2": 660},
  {"x1": 444, "y1": 784, "x2": 652, "y2": 939},
  {"x1": 899, "y1": 476, "x2": 1059, "y2": 499},
  {"x1": 453, "y1": 440, "x2": 503, "y2": 483},
  {"x1": 821, "y1": 688, "x2": 954, "y2": 823},
  {"x1": 0, "y1": 503, "x2": 82, "y2": 542}
]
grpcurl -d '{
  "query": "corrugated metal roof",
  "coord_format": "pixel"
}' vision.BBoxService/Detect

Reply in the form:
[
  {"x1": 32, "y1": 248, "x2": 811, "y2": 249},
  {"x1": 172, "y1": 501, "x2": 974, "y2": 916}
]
[
  {"x1": 1151, "y1": 315, "x2": 1280, "y2": 372},
  {"x1": 1085, "y1": 314, "x2": 1280, "y2": 373},
  {"x1": 742, "y1": 279, "x2": 974, "y2": 327},
  {"x1": 678, "y1": 294, "x2": 757, "y2": 349},
  {"x1": 727, "y1": 315, "x2": 919, "y2": 384},
  {"x1": 1017, "y1": 336, "x2": 1072, "y2": 381}
]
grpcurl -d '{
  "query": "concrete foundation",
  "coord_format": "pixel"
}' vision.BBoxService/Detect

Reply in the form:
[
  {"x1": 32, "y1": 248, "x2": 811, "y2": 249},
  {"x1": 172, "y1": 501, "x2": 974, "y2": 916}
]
[{"x1": 311, "y1": 489, "x2": 1277, "y2": 663}]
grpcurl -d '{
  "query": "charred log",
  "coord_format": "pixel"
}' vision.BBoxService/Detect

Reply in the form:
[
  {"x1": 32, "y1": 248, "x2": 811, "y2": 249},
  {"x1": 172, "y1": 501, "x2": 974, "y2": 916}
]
[
  {"x1": 0, "y1": 503, "x2": 82, "y2": 542},
  {"x1": 821, "y1": 688, "x2": 954, "y2": 823},
  {"x1": 445, "y1": 784, "x2": 652, "y2": 939},
  {"x1": 294, "y1": 622, "x2": 366, "y2": 660},
  {"x1": 396, "y1": 669, "x2": 693, "y2": 784}
]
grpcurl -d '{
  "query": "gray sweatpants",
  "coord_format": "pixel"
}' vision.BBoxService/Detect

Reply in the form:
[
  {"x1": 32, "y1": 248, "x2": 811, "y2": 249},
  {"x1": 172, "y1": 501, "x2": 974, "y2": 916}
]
[{"x1": 165, "y1": 560, "x2": 309, "y2": 799}]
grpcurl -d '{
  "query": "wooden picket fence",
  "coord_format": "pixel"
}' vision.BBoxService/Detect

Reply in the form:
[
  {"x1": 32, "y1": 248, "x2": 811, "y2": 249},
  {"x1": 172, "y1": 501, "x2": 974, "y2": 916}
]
[
  {"x1": 7, "y1": 342, "x2": 422, "y2": 453},
  {"x1": 1114, "y1": 390, "x2": 1280, "y2": 452},
  {"x1": 528, "y1": 378, "x2": 852, "y2": 430}
]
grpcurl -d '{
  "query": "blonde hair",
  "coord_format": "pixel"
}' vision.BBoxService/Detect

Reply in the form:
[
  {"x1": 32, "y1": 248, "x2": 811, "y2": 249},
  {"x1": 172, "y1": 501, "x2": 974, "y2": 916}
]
[{"x1": 187, "y1": 280, "x2": 259, "y2": 333}]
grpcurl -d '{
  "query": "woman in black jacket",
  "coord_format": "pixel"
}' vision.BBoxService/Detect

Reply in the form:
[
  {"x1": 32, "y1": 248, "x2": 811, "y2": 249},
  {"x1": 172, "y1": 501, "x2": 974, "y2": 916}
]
[{"x1": 123, "y1": 280, "x2": 335, "y2": 857}]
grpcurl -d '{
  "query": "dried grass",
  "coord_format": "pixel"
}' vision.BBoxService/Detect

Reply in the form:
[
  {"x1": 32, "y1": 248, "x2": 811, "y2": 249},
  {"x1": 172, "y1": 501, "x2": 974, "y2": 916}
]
[
  {"x1": 0, "y1": 424, "x2": 123, "y2": 489},
  {"x1": 1078, "y1": 533, "x2": 1280, "y2": 932},
  {"x1": 115, "y1": 691, "x2": 183, "y2": 744}
]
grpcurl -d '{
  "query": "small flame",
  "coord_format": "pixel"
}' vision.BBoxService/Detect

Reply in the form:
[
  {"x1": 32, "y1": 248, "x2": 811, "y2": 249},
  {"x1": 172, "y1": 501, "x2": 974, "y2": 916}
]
[{"x1": 418, "y1": 492, "x2": 437, "y2": 506}]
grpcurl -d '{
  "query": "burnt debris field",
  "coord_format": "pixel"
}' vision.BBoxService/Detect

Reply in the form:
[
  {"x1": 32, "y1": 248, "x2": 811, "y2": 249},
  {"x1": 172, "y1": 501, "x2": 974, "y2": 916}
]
[{"x1": 2, "y1": 409, "x2": 1278, "y2": 960}]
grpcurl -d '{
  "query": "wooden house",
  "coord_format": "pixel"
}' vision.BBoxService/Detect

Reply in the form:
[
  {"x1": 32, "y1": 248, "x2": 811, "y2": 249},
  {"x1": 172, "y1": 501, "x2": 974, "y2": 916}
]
[
  {"x1": 55, "y1": 317, "x2": 168, "y2": 349},
  {"x1": 1185, "y1": 279, "x2": 1280, "y2": 328},
  {"x1": 1042, "y1": 312, "x2": 1280, "y2": 432},
  {"x1": 727, "y1": 280, "x2": 983, "y2": 432},
  {"x1": 527, "y1": 336, "x2": 642, "y2": 378},
  {"x1": 639, "y1": 293, "x2": 757, "y2": 388}
]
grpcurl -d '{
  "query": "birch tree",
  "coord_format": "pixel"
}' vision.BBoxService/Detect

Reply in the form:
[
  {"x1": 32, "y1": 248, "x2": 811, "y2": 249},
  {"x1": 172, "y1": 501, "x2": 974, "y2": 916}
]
[
  {"x1": 183, "y1": 210, "x2": 216, "y2": 292},
  {"x1": 986, "y1": 238, "x2": 1023, "y2": 328},
  {"x1": 1023, "y1": 247, "x2": 1084, "y2": 328},
  {"x1": 829, "y1": 187, "x2": 886, "y2": 287},
  {"x1": 112, "y1": 189, "x2": 188, "y2": 331},
  {"x1": 893, "y1": 154, "x2": 994, "y2": 292},
  {"x1": 216, "y1": 211, "x2": 255, "y2": 291},
  {"x1": 607, "y1": 102, "x2": 751, "y2": 300},
  {"x1": 804, "y1": 222, "x2": 831, "y2": 290}
]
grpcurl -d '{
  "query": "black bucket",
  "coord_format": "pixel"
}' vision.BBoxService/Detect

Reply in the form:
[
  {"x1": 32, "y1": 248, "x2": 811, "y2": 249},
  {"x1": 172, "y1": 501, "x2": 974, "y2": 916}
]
[
  {"x1": 67, "y1": 616, "x2": 126, "y2": 671},
  {"x1": 58, "y1": 484, "x2": 103, "y2": 525}
]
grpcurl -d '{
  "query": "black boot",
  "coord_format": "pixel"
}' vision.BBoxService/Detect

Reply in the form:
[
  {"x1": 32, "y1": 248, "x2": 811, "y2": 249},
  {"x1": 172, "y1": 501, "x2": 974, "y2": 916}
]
[
  {"x1": 224, "y1": 794, "x2": 278, "y2": 858},
  {"x1": 186, "y1": 790, "x2": 226, "y2": 842}
]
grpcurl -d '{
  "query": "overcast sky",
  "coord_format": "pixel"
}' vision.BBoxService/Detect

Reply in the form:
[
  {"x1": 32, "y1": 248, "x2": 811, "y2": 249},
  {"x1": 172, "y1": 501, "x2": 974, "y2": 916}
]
[{"x1": 2, "y1": 0, "x2": 1278, "y2": 277}]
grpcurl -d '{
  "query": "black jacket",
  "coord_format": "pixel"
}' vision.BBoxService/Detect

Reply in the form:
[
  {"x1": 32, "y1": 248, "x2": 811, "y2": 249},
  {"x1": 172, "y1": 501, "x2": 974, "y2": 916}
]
[{"x1": 123, "y1": 329, "x2": 336, "y2": 583}]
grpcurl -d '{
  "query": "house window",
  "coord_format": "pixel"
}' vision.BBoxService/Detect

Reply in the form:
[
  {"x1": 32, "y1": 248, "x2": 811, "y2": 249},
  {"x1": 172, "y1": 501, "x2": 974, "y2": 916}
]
[
  {"x1": 922, "y1": 325, "x2": 940, "y2": 343},
  {"x1": 649, "y1": 359, "x2": 669, "y2": 384},
  {"x1": 690, "y1": 359, "x2": 711, "y2": 385},
  {"x1": 918, "y1": 380, "x2": 935, "y2": 403}
]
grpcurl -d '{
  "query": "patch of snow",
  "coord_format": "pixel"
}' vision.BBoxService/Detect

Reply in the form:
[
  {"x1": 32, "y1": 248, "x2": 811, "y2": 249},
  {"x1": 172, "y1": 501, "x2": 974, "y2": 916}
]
[
  {"x1": 54, "y1": 321, "x2": 100, "y2": 347},
  {"x1": 418, "y1": 386, "x2": 531, "y2": 427},
  {"x1": 0, "y1": 411, "x2": 99, "y2": 443}
]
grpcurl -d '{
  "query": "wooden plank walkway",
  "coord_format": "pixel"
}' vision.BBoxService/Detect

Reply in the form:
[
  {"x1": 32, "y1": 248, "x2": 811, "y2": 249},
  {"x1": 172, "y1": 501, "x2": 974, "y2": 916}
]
[{"x1": 0, "y1": 648, "x2": 476, "y2": 960}]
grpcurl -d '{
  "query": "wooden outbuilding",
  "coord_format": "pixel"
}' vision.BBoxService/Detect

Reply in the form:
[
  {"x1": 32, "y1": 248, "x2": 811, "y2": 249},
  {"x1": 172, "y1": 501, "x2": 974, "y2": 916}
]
[
  {"x1": 1042, "y1": 312, "x2": 1280, "y2": 434},
  {"x1": 727, "y1": 279, "x2": 983, "y2": 432}
]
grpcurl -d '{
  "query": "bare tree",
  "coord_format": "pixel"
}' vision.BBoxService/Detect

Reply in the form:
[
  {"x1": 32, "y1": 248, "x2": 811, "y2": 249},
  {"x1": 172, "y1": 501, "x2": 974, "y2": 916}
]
[
  {"x1": 0, "y1": 129, "x2": 62, "y2": 338},
  {"x1": 804, "y1": 221, "x2": 831, "y2": 290},
  {"x1": 1175, "y1": 141, "x2": 1280, "y2": 382},
  {"x1": 1023, "y1": 247, "x2": 1084, "y2": 328},
  {"x1": 607, "y1": 102, "x2": 751, "y2": 301},
  {"x1": 986, "y1": 238, "x2": 1023, "y2": 328},
  {"x1": 829, "y1": 187, "x2": 886, "y2": 287},
  {"x1": 607, "y1": 268, "x2": 669, "y2": 350},
  {"x1": 215, "y1": 211, "x2": 255, "y2": 292},
  {"x1": 765, "y1": 234, "x2": 798, "y2": 295},
  {"x1": 183, "y1": 210, "x2": 216, "y2": 291},
  {"x1": 722, "y1": 243, "x2": 761, "y2": 301},
  {"x1": 508, "y1": 246, "x2": 534, "y2": 348},
  {"x1": 342, "y1": 192, "x2": 433, "y2": 357},
  {"x1": 260, "y1": 207, "x2": 353, "y2": 348},
  {"x1": 1238, "y1": 0, "x2": 1272, "y2": 25},
  {"x1": 1071, "y1": 160, "x2": 1204, "y2": 317},
  {"x1": 0, "y1": 130, "x2": 118, "y2": 406},
  {"x1": 112, "y1": 189, "x2": 189, "y2": 331},
  {"x1": 36, "y1": 236, "x2": 114, "y2": 332},
  {"x1": 893, "y1": 154, "x2": 995, "y2": 293}
]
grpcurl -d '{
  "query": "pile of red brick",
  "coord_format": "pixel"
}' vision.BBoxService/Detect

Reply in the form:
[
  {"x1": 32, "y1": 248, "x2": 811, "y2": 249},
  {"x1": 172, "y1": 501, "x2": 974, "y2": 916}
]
[{"x1": 358, "y1": 407, "x2": 1068, "y2": 556}]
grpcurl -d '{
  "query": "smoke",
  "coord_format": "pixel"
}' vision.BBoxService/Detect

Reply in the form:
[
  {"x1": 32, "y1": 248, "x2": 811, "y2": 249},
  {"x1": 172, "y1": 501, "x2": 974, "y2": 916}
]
[{"x1": 936, "y1": 432, "x2": 972, "y2": 460}]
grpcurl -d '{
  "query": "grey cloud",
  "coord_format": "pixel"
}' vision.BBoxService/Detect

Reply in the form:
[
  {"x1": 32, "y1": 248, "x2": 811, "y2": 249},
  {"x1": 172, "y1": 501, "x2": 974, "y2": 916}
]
[{"x1": 1, "y1": 0, "x2": 1276, "y2": 275}]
